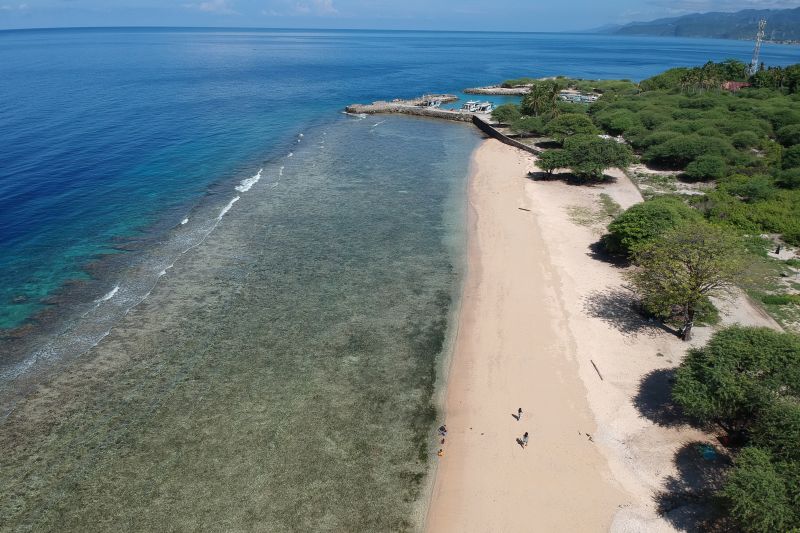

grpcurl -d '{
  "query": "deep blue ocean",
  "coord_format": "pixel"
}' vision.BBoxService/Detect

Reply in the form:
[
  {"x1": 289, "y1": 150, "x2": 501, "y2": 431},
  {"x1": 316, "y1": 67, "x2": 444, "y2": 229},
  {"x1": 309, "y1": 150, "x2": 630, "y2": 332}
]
[{"x1": 0, "y1": 28, "x2": 797, "y2": 332}]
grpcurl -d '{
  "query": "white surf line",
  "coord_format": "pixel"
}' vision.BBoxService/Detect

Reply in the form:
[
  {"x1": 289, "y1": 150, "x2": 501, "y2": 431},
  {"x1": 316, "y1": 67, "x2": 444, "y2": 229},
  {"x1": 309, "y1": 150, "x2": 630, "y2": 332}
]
[
  {"x1": 2, "y1": 181, "x2": 258, "y2": 387},
  {"x1": 97, "y1": 285, "x2": 119, "y2": 302},
  {"x1": 181, "y1": 217, "x2": 189, "y2": 225},
  {"x1": 235, "y1": 168, "x2": 263, "y2": 193},
  {"x1": 217, "y1": 196, "x2": 240, "y2": 221},
  {"x1": 372, "y1": 120, "x2": 386, "y2": 128}
]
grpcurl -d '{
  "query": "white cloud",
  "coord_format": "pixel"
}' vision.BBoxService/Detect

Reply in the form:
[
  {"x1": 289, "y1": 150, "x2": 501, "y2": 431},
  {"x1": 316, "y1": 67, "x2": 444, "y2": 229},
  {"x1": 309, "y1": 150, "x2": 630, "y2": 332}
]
[
  {"x1": 183, "y1": 0, "x2": 238, "y2": 15},
  {"x1": 0, "y1": 3, "x2": 28, "y2": 11},
  {"x1": 262, "y1": 0, "x2": 338, "y2": 16}
]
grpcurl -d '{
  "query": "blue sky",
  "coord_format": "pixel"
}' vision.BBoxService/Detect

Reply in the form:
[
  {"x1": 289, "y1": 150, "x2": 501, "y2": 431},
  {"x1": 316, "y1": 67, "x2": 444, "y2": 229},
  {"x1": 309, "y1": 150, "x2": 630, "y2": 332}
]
[{"x1": 1, "y1": 0, "x2": 799, "y2": 31}]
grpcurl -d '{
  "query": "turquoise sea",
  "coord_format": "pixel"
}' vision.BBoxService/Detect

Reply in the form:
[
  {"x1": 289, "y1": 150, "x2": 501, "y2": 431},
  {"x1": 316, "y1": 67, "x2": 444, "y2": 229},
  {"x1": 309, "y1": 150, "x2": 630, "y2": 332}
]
[{"x1": 0, "y1": 28, "x2": 797, "y2": 530}]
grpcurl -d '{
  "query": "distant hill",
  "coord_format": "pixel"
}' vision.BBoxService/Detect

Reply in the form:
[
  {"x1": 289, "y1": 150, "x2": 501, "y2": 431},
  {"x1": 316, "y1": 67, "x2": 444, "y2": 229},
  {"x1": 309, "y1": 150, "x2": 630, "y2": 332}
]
[{"x1": 611, "y1": 7, "x2": 800, "y2": 42}]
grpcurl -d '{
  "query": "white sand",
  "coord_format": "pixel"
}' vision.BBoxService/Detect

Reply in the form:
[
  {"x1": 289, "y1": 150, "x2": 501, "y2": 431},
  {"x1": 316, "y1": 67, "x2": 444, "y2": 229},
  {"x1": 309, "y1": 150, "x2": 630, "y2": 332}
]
[{"x1": 426, "y1": 139, "x2": 779, "y2": 532}]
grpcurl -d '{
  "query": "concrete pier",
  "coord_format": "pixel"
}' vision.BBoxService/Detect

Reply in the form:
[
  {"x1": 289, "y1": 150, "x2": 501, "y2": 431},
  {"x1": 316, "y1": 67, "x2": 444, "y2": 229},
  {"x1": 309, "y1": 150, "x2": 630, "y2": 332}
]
[{"x1": 345, "y1": 94, "x2": 542, "y2": 156}]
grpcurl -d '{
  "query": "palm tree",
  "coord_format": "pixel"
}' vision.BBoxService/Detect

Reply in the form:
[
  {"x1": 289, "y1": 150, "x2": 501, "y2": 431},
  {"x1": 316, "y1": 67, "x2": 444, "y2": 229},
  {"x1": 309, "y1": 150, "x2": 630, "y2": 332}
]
[{"x1": 521, "y1": 81, "x2": 560, "y2": 117}]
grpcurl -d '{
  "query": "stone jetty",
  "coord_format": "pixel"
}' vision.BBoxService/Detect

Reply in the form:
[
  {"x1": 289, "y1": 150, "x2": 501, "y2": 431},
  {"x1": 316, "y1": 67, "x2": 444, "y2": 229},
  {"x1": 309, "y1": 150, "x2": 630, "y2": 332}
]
[{"x1": 345, "y1": 94, "x2": 476, "y2": 122}]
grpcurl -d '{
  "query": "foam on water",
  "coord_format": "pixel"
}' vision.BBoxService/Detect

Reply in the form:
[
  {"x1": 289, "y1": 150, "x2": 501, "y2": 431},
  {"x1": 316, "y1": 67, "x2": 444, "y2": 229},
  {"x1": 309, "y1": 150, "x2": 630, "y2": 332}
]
[
  {"x1": 181, "y1": 218, "x2": 189, "y2": 225},
  {"x1": 97, "y1": 285, "x2": 120, "y2": 302},
  {"x1": 217, "y1": 196, "x2": 240, "y2": 220},
  {"x1": 235, "y1": 168, "x2": 263, "y2": 193}
]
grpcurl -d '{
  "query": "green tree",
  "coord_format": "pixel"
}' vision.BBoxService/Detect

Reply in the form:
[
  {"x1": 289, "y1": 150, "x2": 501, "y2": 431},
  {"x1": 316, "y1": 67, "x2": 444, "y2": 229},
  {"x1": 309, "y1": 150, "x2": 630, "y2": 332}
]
[
  {"x1": 684, "y1": 155, "x2": 727, "y2": 181},
  {"x1": 627, "y1": 223, "x2": 744, "y2": 340},
  {"x1": 673, "y1": 326, "x2": 800, "y2": 430},
  {"x1": 776, "y1": 124, "x2": 800, "y2": 147},
  {"x1": 520, "y1": 81, "x2": 560, "y2": 117},
  {"x1": 491, "y1": 103, "x2": 521, "y2": 124},
  {"x1": 731, "y1": 130, "x2": 761, "y2": 149},
  {"x1": 751, "y1": 399, "x2": 800, "y2": 463},
  {"x1": 595, "y1": 109, "x2": 640, "y2": 135},
  {"x1": 776, "y1": 168, "x2": 800, "y2": 189},
  {"x1": 544, "y1": 113, "x2": 598, "y2": 143},
  {"x1": 718, "y1": 174, "x2": 776, "y2": 202},
  {"x1": 510, "y1": 116, "x2": 545, "y2": 135},
  {"x1": 783, "y1": 145, "x2": 800, "y2": 170},
  {"x1": 536, "y1": 150, "x2": 571, "y2": 175},
  {"x1": 603, "y1": 196, "x2": 701, "y2": 257},
  {"x1": 562, "y1": 135, "x2": 633, "y2": 180},
  {"x1": 721, "y1": 447, "x2": 798, "y2": 533},
  {"x1": 644, "y1": 135, "x2": 733, "y2": 169}
]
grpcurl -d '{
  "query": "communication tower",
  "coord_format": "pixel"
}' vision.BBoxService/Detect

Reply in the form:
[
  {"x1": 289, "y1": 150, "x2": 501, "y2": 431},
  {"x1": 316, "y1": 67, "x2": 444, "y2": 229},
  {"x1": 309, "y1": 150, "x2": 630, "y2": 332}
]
[{"x1": 748, "y1": 18, "x2": 767, "y2": 77}]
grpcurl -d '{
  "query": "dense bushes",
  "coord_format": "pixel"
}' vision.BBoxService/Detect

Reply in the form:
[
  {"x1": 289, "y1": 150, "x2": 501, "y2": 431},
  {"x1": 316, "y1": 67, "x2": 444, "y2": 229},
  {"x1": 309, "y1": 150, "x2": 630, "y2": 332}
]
[
  {"x1": 561, "y1": 135, "x2": 633, "y2": 180},
  {"x1": 603, "y1": 196, "x2": 701, "y2": 256},
  {"x1": 674, "y1": 326, "x2": 800, "y2": 532},
  {"x1": 587, "y1": 61, "x2": 800, "y2": 244},
  {"x1": 490, "y1": 103, "x2": 521, "y2": 124},
  {"x1": 783, "y1": 145, "x2": 800, "y2": 169},
  {"x1": 777, "y1": 124, "x2": 800, "y2": 146},
  {"x1": 544, "y1": 113, "x2": 598, "y2": 142}
]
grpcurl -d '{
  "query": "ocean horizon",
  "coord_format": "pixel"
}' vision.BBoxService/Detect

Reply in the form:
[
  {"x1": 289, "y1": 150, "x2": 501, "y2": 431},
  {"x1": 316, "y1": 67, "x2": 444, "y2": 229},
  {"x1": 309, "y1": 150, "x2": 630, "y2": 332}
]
[{"x1": 1, "y1": 28, "x2": 798, "y2": 530}]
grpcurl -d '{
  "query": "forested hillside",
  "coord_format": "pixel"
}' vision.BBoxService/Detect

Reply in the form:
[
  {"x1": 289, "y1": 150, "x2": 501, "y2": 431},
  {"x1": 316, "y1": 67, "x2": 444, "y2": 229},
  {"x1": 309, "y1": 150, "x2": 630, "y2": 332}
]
[{"x1": 612, "y1": 7, "x2": 800, "y2": 42}]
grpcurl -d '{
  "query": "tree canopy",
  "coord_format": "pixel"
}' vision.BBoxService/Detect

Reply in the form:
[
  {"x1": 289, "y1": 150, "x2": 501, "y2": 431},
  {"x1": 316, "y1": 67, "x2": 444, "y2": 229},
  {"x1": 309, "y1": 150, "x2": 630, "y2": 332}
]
[
  {"x1": 561, "y1": 135, "x2": 633, "y2": 180},
  {"x1": 673, "y1": 326, "x2": 800, "y2": 431},
  {"x1": 673, "y1": 326, "x2": 800, "y2": 532},
  {"x1": 603, "y1": 196, "x2": 702, "y2": 257},
  {"x1": 627, "y1": 222, "x2": 744, "y2": 339},
  {"x1": 544, "y1": 113, "x2": 598, "y2": 143},
  {"x1": 520, "y1": 81, "x2": 560, "y2": 117},
  {"x1": 536, "y1": 149, "x2": 571, "y2": 175}
]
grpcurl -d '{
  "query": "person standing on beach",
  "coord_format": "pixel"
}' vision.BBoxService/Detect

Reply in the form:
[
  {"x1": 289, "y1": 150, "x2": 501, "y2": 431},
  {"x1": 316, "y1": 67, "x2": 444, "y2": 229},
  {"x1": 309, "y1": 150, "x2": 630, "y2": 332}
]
[
  {"x1": 517, "y1": 407, "x2": 523, "y2": 420},
  {"x1": 522, "y1": 432, "x2": 529, "y2": 448}
]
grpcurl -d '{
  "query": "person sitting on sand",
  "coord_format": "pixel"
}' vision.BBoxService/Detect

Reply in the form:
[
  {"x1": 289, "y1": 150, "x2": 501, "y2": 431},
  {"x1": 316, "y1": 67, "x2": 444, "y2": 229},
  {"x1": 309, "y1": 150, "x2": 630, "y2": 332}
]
[
  {"x1": 517, "y1": 407, "x2": 523, "y2": 421},
  {"x1": 438, "y1": 425, "x2": 447, "y2": 437},
  {"x1": 437, "y1": 449, "x2": 444, "y2": 457},
  {"x1": 522, "y1": 432, "x2": 529, "y2": 447}
]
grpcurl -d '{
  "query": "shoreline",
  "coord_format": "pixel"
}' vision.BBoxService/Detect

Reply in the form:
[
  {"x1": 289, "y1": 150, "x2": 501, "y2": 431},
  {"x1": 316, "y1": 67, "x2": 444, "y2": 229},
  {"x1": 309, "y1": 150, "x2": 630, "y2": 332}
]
[
  {"x1": 425, "y1": 139, "x2": 625, "y2": 531},
  {"x1": 425, "y1": 138, "x2": 782, "y2": 532}
]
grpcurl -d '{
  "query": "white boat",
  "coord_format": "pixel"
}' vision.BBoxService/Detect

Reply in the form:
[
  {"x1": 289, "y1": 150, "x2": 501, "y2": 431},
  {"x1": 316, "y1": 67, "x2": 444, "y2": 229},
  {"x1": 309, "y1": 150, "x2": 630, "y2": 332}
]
[
  {"x1": 461, "y1": 100, "x2": 480, "y2": 112},
  {"x1": 476, "y1": 102, "x2": 494, "y2": 113}
]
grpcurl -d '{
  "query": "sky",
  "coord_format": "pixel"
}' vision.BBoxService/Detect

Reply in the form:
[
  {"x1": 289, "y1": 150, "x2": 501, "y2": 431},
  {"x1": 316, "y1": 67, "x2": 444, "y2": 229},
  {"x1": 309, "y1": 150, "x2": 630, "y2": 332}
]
[{"x1": 1, "y1": 0, "x2": 799, "y2": 31}]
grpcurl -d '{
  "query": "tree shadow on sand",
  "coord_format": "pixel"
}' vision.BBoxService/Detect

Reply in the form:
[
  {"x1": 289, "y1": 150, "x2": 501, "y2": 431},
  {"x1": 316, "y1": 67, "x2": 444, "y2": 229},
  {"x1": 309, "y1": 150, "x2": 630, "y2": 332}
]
[
  {"x1": 586, "y1": 240, "x2": 630, "y2": 269},
  {"x1": 655, "y1": 441, "x2": 732, "y2": 531},
  {"x1": 633, "y1": 368, "x2": 706, "y2": 429},
  {"x1": 527, "y1": 171, "x2": 619, "y2": 186},
  {"x1": 583, "y1": 287, "x2": 677, "y2": 338}
]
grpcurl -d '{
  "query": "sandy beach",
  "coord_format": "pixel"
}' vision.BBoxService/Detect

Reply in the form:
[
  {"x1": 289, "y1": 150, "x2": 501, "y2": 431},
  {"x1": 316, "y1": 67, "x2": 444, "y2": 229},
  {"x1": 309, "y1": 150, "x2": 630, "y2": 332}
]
[
  {"x1": 426, "y1": 140, "x2": 625, "y2": 532},
  {"x1": 426, "y1": 139, "x2": 780, "y2": 532}
]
